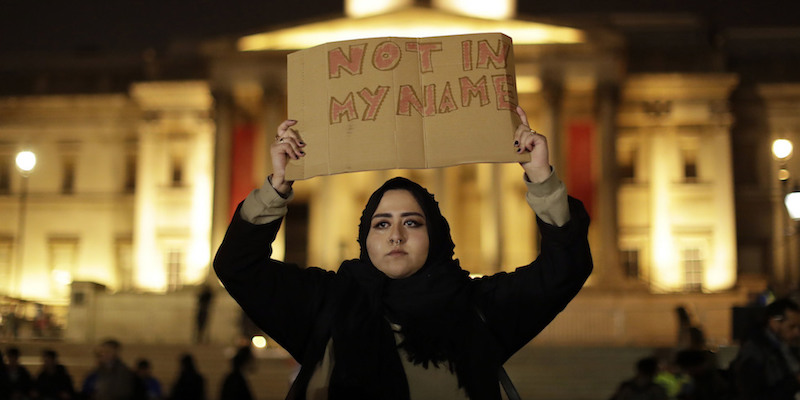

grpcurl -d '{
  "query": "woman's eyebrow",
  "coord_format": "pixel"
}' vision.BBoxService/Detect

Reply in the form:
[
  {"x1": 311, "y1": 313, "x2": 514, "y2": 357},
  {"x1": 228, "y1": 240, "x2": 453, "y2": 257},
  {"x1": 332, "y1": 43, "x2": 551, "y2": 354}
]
[{"x1": 372, "y1": 211, "x2": 425, "y2": 220}]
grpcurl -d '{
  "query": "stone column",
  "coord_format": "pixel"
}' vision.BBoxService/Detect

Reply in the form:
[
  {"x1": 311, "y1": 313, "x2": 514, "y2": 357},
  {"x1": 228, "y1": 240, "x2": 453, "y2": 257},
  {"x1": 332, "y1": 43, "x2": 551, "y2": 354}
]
[{"x1": 595, "y1": 82, "x2": 623, "y2": 287}]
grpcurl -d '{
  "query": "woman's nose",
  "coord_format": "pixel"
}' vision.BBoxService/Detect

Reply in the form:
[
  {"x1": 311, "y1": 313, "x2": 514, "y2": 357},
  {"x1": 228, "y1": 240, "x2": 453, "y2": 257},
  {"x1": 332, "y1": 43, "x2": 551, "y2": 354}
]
[{"x1": 389, "y1": 225, "x2": 404, "y2": 244}]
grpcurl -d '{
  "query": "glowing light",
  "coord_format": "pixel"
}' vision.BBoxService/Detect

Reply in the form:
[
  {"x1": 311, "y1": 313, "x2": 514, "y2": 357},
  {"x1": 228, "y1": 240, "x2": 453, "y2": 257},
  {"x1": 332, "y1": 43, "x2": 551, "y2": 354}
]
[
  {"x1": 188, "y1": 160, "x2": 214, "y2": 283},
  {"x1": 251, "y1": 336, "x2": 268, "y2": 349},
  {"x1": 52, "y1": 270, "x2": 73, "y2": 286},
  {"x1": 347, "y1": 0, "x2": 411, "y2": 17},
  {"x1": 434, "y1": 0, "x2": 515, "y2": 20},
  {"x1": 779, "y1": 168, "x2": 791, "y2": 181},
  {"x1": 773, "y1": 139, "x2": 793, "y2": 160},
  {"x1": 786, "y1": 191, "x2": 800, "y2": 220},
  {"x1": 516, "y1": 75, "x2": 542, "y2": 93},
  {"x1": 15, "y1": 151, "x2": 36, "y2": 173},
  {"x1": 238, "y1": 8, "x2": 584, "y2": 51},
  {"x1": 705, "y1": 247, "x2": 737, "y2": 291}
]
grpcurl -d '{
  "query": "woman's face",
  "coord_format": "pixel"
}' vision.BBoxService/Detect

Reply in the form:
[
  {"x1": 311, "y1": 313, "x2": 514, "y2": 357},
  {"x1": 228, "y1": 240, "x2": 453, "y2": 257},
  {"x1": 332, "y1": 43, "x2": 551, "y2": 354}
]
[{"x1": 366, "y1": 189, "x2": 430, "y2": 279}]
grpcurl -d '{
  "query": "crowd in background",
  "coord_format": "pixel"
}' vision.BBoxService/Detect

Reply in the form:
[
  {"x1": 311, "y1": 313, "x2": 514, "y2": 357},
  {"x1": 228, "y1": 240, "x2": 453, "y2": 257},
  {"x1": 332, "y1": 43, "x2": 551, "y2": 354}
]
[
  {"x1": 610, "y1": 295, "x2": 800, "y2": 400},
  {"x1": 6, "y1": 293, "x2": 800, "y2": 400},
  {"x1": 0, "y1": 339, "x2": 254, "y2": 400}
]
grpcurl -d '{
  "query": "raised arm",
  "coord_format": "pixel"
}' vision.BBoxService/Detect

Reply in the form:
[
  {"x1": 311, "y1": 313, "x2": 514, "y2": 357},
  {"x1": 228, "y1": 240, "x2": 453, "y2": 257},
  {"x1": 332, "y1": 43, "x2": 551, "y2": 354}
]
[
  {"x1": 268, "y1": 119, "x2": 306, "y2": 196},
  {"x1": 214, "y1": 120, "x2": 330, "y2": 361},
  {"x1": 514, "y1": 106, "x2": 551, "y2": 184},
  {"x1": 475, "y1": 108, "x2": 592, "y2": 358}
]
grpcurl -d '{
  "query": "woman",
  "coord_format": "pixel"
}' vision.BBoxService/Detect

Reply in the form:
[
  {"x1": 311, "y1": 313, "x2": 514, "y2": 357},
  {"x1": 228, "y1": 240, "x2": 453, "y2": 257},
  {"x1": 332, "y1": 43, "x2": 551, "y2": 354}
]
[
  {"x1": 167, "y1": 354, "x2": 205, "y2": 400},
  {"x1": 214, "y1": 106, "x2": 593, "y2": 399},
  {"x1": 219, "y1": 347, "x2": 254, "y2": 400}
]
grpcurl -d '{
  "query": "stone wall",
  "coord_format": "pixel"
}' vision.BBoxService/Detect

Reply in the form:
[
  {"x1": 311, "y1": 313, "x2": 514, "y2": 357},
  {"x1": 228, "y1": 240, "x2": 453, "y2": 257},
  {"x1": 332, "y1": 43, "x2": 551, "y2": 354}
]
[
  {"x1": 67, "y1": 282, "x2": 242, "y2": 345},
  {"x1": 68, "y1": 281, "x2": 752, "y2": 347}
]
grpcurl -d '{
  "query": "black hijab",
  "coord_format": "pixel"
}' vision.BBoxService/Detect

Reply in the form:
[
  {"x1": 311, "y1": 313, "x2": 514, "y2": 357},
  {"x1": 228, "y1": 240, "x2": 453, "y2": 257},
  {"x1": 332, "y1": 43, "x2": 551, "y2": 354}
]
[{"x1": 326, "y1": 177, "x2": 489, "y2": 399}]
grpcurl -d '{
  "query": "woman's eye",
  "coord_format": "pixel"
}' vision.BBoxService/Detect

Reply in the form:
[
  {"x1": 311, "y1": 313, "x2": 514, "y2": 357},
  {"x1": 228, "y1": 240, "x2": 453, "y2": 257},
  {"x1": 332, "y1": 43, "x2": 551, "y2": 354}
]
[
  {"x1": 373, "y1": 221, "x2": 389, "y2": 229},
  {"x1": 404, "y1": 219, "x2": 423, "y2": 227}
]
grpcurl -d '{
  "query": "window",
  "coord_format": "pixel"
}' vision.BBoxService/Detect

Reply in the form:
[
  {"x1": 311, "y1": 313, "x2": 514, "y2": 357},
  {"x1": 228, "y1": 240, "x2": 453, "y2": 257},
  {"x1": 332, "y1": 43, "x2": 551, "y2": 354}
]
[
  {"x1": 679, "y1": 136, "x2": 699, "y2": 183},
  {"x1": 166, "y1": 249, "x2": 183, "y2": 291},
  {"x1": 617, "y1": 139, "x2": 637, "y2": 182},
  {"x1": 683, "y1": 149, "x2": 698, "y2": 182},
  {"x1": 621, "y1": 249, "x2": 639, "y2": 279},
  {"x1": 170, "y1": 157, "x2": 184, "y2": 187},
  {"x1": 619, "y1": 154, "x2": 636, "y2": 181},
  {"x1": 49, "y1": 237, "x2": 78, "y2": 296},
  {"x1": 124, "y1": 154, "x2": 136, "y2": 193},
  {"x1": 683, "y1": 248, "x2": 703, "y2": 292},
  {"x1": 0, "y1": 155, "x2": 10, "y2": 194},
  {"x1": 62, "y1": 158, "x2": 75, "y2": 194}
]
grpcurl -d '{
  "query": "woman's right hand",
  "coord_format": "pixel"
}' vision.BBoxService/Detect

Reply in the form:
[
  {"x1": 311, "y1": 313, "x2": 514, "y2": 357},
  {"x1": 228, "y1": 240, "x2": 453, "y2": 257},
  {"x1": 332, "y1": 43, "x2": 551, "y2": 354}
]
[{"x1": 270, "y1": 119, "x2": 306, "y2": 195}]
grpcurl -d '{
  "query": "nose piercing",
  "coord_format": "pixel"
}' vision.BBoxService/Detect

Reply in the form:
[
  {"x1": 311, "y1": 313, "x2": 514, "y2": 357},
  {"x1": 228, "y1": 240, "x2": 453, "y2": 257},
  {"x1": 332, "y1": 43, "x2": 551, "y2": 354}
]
[{"x1": 390, "y1": 238, "x2": 402, "y2": 245}]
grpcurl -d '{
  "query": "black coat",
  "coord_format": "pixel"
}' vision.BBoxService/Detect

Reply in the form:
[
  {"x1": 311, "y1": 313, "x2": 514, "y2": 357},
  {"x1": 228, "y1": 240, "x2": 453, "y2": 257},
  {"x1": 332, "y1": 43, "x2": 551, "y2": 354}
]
[
  {"x1": 35, "y1": 365, "x2": 75, "y2": 400},
  {"x1": 7, "y1": 365, "x2": 33, "y2": 399},
  {"x1": 219, "y1": 371, "x2": 252, "y2": 400},
  {"x1": 168, "y1": 371, "x2": 205, "y2": 400},
  {"x1": 214, "y1": 197, "x2": 592, "y2": 399},
  {"x1": 730, "y1": 329, "x2": 800, "y2": 399}
]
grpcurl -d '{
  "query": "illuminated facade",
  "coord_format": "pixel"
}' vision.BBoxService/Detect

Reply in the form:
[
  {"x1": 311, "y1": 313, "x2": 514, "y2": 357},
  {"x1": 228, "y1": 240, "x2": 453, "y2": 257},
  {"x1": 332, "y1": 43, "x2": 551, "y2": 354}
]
[
  {"x1": 209, "y1": 0, "x2": 622, "y2": 283},
  {"x1": 0, "y1": 82, "x2": 214, "y2": 304},
  {"x1": 5, "y1": 0, "x2": 797, "y2": 344},
  {"x1": 211, "y1": 0, "x2": 742, "y2": 294},
  {"x1": 616, "y1": 75, "x2": 739, "y2": 293}
]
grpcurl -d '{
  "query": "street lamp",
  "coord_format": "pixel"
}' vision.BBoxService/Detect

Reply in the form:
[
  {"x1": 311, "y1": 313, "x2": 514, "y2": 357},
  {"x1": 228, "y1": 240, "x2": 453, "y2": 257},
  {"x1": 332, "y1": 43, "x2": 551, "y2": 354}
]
[
  {"x1": 13, "y1": 150, "x2": 36, "y2": 297},
  {"x1": 786, "y1": 189, "x2": 800, "y2": 220},
  {"x1": 773, "y1": 138, "x2": 793, "y2": 181}
]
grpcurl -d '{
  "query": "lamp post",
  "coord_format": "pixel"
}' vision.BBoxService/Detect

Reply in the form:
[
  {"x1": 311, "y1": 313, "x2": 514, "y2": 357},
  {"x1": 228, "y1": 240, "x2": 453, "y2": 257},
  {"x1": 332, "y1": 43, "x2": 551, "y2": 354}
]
[
  {"x1": 773, "y1": 139, "x2": 794, "y2": 286},
  {"x1": 13, "y1": 150, "x2": 36, "y2": 297}
]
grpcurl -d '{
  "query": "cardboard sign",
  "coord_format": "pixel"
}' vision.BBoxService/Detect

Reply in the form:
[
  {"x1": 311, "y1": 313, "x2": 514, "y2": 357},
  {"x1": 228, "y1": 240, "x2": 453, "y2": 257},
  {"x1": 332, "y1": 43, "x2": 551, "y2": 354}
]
[{"x1": 286, "y1": 32, "x2": 528, "y2": 180}]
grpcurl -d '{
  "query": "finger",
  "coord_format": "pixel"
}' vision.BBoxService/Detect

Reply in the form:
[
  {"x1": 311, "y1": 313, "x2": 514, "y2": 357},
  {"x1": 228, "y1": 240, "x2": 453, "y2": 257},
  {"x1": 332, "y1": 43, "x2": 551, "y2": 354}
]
[
  {"x1": 514, "y1": 124, "x2": 532, "y2": 150},
  {"x1": 277, "y1": 141, "x2": 305, "y2": 160},
  {"x1": 525, "y1": 132, "x2": 547, "y2": 153},
  {"x1": 516, "y1": 106, "x2": 530, "y2": 127},
  {"x1": 518, "y1": 130, "x2": 545, "y2": 153},
  {"x1": 276, "y1": 120, "x2": 306, "y2": 147},
  {"x1": 277, "y1": 119, "x2": 297, "y2": 136}
]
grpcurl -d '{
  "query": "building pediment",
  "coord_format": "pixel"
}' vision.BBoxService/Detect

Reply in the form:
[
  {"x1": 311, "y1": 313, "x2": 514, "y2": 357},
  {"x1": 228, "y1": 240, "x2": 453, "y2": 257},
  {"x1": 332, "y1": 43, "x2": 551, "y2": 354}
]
[{"x1": 237, "y1": 6, "x2": 585, "y2": 51}]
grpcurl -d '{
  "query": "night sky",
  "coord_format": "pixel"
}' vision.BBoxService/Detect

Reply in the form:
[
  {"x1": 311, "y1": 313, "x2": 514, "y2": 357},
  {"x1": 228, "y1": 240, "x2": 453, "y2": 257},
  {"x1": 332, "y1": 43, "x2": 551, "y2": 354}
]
[
  {"x1": 2, "y1": 1, "x2": 799, "y2": 55},
  {"x1": 0, "y1": 1, "x2": 343, "y2": 54}
]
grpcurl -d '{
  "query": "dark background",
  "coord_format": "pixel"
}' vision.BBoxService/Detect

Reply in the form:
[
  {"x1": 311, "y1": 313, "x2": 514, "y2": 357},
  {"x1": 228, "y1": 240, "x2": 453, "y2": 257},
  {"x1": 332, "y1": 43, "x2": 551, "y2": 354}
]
[{"x1": 2, "y1": 1, "x2": 799, "y2": 54}]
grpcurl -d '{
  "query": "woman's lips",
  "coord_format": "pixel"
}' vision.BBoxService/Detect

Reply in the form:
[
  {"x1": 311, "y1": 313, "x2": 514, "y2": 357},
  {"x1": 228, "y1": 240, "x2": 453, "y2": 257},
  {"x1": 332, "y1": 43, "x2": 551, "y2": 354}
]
[{"x1": 388, "y1": 249, "x2": 406, "y2": 256}]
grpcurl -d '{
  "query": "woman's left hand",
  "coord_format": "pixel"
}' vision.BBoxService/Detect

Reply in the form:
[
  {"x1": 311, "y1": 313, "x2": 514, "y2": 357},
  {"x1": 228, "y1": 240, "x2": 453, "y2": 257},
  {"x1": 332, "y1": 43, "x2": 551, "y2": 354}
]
[{"x1": 513, "y1": 106, "x2": 551, "y2": 183}]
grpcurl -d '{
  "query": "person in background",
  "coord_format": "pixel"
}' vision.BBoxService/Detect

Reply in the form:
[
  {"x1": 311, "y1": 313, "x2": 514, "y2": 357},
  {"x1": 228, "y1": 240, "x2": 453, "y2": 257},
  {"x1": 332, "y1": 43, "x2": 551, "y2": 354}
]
[
  {"x1": 6, "y1": 346, "x2": 34, "y2": 400},
  {"x1": 730, "y1": 298, "x2": 800, "y2": 399},
  {"x1": 34, "y1": 349, "x2": 75, "y2": 400},
  {"x1": 653, "y1": 350, "x2": 691, "y2": 400},
  {"x1": 79, "y1": 350, "x2": 101, "y2": 400},
  {"x1": 219, "y1": 347, "x2": 254, "y2": 400},
  {"x1": 609, "y1": 357, "x2": 668, "y2": 400},
  {"x1": 167, "y1": 354, "x2": 205, "y2": 400},
  {"x1": 91, "y1": 339, "x2": 144, "y2": 400},
  {"x1": 195, "y1": 286, "x2": 214, "y2": 344},
  {"x1": 134, "y1": 360, "x2": 162, "y2": 400},
  {"x1": 674, "y1": 348, "x2": 731, "y2": 400},
  {"x1": 1, "y1": 349, "x2": 12, "y2": 400}
]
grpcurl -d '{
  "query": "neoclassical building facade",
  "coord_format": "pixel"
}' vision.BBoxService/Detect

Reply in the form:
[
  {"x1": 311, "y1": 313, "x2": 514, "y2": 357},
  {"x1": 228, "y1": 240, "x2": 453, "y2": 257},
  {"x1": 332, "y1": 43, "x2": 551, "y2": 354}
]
[{"x1": 3, "y1": 0, "x2": 797, "y2": 344}]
